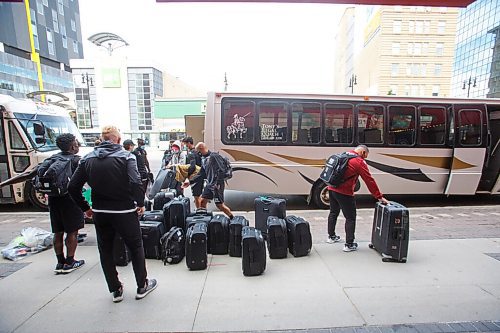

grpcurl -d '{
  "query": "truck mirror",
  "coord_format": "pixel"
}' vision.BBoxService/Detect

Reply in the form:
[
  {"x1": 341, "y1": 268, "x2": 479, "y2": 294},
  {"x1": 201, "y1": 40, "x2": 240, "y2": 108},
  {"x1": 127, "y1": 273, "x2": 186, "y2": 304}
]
[
  {"x1": 33, "y1": 122, "x2": 45, "y2": 136},
  {"x1": 35, "y1": 137, "x2": 46, "y2": 144}
]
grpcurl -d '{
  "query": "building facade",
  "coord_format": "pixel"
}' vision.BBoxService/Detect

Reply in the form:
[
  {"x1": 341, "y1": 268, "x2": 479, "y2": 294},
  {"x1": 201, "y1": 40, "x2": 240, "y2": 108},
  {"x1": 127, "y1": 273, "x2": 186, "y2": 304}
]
[
  {"x1": 0, "y1": 0, "x2": 83, "y2": 98},
  {"x1": 336, "y1": 5, "x2": 459, "y2": 97},
  {"x1": 451, "y1": 0, "x2": 500, "y2": 98}
]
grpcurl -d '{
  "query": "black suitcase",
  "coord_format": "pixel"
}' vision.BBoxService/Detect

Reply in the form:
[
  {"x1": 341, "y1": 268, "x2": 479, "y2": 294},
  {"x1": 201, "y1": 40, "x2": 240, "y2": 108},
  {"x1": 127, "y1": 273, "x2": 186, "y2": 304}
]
[
  {"x1": 254, "y1": 197, "x2": 286, "y2": 238},
  {"x1": 163, "y1": 196, "x2": 191, "y2": 231},
  {"x1": 160, "y1": 227, "x2": 185, "y2": 265},
  {"x1": 113, "y1": 234, "x2": 130, "y2": 266},
  {"x1": 149, "y1": 169, "x2": 178, "y2": 199},
  {"x1": 241, "y1": 226, "x2": 266, "y2": 276},
  {"x1": 152, "y1": 190, "x2": 176, "y2": 211},
  {"x1": 144, "y1": 198, "x2": 152, "y2": 211},
  {"x1": 285, "y1": 215, "x2": 312, "y2": 257},
  {"x1": 369, "y1": 201, "x2": 409, "y2": 263},
  {"x1": 185, "y1": 222, "x2": 208, "y2": 270},
  {"x1": 266, "y1": 216, "x2": 288, "y2": 259},
  {"x1": 229, "y1": 215, "x2": 249, "y2": 257},
  {"x1": 140, "y1": 210, "x2": 164, "y2": 224},
  {"x1": 186, "y1": 210, "x2": 213, "y2": 231},
  {"x1": 140, "y1": 220, "x2": 166, "y2": 259},
  {"x1": 208, "y1": 214, "x2": 230, "y2": 255}
]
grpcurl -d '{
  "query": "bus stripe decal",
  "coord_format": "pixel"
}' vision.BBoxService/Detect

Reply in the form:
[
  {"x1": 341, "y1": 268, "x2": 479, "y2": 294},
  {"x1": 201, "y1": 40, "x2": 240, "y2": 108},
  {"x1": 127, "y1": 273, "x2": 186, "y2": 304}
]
[
  {"x1": 232, "y1": 167, "x2": 278, "y2": 186},
  {"x1": 222, "y1": 149, "x2": 292, "y2": 172},
  {"x1": 269, "y1": 153, "x2": 325, "y2": 167},
  {"x1": 365, "y1": 160, "x2": 434, "y2": 182},
  {"x1": 380, "y1": 153, "x2": 475, "y2": 170},
  {"x1": 298, "y1": 172, "x2": 315, "y2": 185}
]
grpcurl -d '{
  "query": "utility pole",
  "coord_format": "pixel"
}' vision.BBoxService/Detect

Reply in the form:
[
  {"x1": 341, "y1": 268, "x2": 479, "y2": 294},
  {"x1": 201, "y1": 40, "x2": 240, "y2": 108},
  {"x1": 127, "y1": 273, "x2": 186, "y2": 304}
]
[
  {"x1": 349, "y1": 74, "x2": 357, "y2": 94},
  {"x1": 81, "y1": 73, "x2": 94, "y2": 129},
  {"x1": 462, "y1": 76, "x2": 476, "y2": 98}
]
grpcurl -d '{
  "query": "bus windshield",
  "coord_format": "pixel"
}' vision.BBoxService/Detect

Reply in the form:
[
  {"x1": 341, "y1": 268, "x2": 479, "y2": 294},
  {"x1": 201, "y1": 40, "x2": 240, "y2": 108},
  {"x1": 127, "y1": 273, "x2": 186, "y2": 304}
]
[{"x1": 14, "y1": 112, "x2": 86, "y2": 152}]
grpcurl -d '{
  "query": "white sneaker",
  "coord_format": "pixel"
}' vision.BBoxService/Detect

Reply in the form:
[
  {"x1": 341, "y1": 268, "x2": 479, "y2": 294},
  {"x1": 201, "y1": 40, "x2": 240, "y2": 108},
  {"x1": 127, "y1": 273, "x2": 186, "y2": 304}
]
[
  {"x1": 343, "y1": 243, "x2": 358, "y2": 252},
  {"x1": 326, "y1": 235, "x2": 341, "y2": 244}
]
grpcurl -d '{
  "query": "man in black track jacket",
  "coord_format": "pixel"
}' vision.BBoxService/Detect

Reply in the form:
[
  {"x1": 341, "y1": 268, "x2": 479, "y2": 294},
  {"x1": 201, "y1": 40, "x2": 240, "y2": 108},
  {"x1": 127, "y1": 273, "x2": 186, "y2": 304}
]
[{"x1": 68, "y1": 125, "x2": 157, "y2": 303}]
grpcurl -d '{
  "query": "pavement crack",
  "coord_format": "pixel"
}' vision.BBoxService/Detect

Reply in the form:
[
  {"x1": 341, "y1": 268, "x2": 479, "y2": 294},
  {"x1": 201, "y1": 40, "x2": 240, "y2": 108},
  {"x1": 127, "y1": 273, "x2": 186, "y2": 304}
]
[
  {"x1": 11, "y1": 261, "x2": 99, "y2": 333},
  {"x1": 191, "y1": 254, "x2": 212, "y2": 332}
]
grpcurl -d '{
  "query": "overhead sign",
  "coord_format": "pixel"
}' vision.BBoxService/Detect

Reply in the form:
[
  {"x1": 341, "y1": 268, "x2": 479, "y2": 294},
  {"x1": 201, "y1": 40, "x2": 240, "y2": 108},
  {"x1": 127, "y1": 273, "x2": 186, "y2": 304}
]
[{"x1": 157, "y1": 0, "x2": 474, "y2": 6}]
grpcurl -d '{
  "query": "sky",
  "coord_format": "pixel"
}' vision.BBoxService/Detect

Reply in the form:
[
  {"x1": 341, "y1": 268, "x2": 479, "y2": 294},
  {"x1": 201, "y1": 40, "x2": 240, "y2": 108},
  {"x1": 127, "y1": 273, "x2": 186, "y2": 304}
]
[{"x1": 78, "y1": 0, "x2": 348, "y2": 94}]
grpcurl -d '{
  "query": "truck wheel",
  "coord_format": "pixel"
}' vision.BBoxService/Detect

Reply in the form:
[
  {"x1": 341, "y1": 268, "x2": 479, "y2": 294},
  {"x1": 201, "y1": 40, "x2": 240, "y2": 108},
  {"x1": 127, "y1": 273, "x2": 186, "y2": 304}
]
[
  {"x1": 312, "y1": 182, "x2": 330, "y2": 209},
  {"x1": 26, "y1": 183, "x2": 49, "y2": 210}
]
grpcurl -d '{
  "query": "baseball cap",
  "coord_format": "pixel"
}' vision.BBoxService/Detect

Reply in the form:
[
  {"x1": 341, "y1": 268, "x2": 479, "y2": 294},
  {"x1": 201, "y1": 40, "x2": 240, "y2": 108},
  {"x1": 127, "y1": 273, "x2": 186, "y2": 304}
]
[{"x1": 123, "y1": 139, "x2": 135, "y2": 146}]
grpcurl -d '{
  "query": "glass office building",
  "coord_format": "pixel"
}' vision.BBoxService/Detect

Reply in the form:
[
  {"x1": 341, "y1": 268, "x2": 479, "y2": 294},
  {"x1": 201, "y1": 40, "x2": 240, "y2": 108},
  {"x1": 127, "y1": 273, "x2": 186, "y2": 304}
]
[{"x1": 451, "y1": 0, "x2": 500, "y2": 98}]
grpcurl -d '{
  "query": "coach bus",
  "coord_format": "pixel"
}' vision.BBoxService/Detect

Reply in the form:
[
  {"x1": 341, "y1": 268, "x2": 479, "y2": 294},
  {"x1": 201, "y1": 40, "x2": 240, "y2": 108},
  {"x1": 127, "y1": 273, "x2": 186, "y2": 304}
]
[
  {"x1": 0, "y1": 94, "x2": 91, "y2": 209},
  {"x1": 204, "y1": 92, "x2": 500, "y2": 208}
]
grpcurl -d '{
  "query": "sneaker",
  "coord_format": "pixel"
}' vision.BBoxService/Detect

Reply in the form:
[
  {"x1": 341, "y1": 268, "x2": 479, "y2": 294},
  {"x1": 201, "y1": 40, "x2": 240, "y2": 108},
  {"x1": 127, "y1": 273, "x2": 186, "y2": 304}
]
[
  {"x1": 54, "y1": 263, "x2": 64, "y2": 274},
  {"x1": 112, "y1": 285, "x2": 124, "y2": 303},
  {"x1": 343, "y1": 243, "x2": 358, "y2": 252},
  {"x1": 61, "y1": 259, "x2": 85, "y2": 274},
  {"x1": 326, "y1": 235, "x2": 341, "y2": 244},
  {"x1": 136, "y1": 278, "x2": 158, "y2": 300}
]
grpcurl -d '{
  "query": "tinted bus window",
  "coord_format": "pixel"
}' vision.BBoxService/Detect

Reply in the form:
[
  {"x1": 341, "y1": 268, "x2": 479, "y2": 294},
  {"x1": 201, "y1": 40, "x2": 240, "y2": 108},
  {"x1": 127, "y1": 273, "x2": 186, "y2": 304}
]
[
  {"x1": 291, "y1": 102, "x2": 321, "y2": 144},
  {"x1": 222, "y1": 100, "x2": 255, "y2": 144},
  {"x1": 324, "y1": 103, "x2": 354, "y2": 144},
  {"x1": 258, "y1": 102, "x2": 288, "y2": 143},
  {"x1": 459, "y1": 110, "x2": 482, "y2": 146},
  {"x1": 388, "y1": 105, "x2": 416, "y2": 146},
  {"x1": 357, "y1": 104, "x2": 384, "y2": 144},
  {"x1": 419, "y1": 106, "x2": 446, "y2": 145}
]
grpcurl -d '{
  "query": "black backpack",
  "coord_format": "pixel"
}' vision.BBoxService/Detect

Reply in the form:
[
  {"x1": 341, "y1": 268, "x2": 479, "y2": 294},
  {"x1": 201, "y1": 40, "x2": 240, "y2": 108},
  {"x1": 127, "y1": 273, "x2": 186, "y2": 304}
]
[
  {"x1": 320, "y1": 152, "x2": 359, "y2": 187},
  {"x1": 34, "y1": 154, "x2": 74, "y2": 196},
  {"x1": 211, "y1": 152, "x2": 232, "y2": 181},
  {"x1": 160, "y1": 227, "x2": 185, "y2": 265}
]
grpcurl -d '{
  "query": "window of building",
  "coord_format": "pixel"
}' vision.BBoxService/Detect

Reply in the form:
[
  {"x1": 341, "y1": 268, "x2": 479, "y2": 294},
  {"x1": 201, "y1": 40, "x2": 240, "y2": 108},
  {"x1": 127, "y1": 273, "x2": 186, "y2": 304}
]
[
  {"x1": 52, "y1": 9, "x2": 59, "y2": 33},
  {"x1": 62, "y1": 35, "x2": 67, "y2": 49},
  {"x1": 60, "y1": 22, "x2": 66, "y2": 36},
  {"x1": 391, "y1": 63, "x2": 399, "y2": 76},
  {"x1": 32, "y1": 24, "x2": 39, "y2": 50},
  {"x1": 324, "y1": 104, "x2": 354, "y2": 144},
  {"x1": 404, "y1": 85, "x2": 410, "y2": 96},
  {"x1": 357, "y1": 105, "x2": 384, "y2": 144},
  {"x1": 434, "y1": 64, "x2": 442, "y2": 76},
  {"x1": 419, "y1": 85, "x2": 426, "y2": 96},
  {"x1": 415, "y1": 21, "x2": 423, "y2": 34},
  {"x1": 393, "y1": 20, "x2": 402, "y2": 33},
  {"x1": 47, "y1": 29, "x2": 54, "y2": 55},
  {"x1": 258, "y1": 102, "x2": 288, "y2": 143},
  {"x1": 435, "y1": 43, "x2": 444, "y2": 55},
  {"x1": 424, "y1": 20, "x2": 430, "y2": 33},
  {"x1": 411, "y1": 85, "x2": 419, "y2": 96},
  {"x1": 36, "y1": 0, "x2": 43, "y2": 15},
  {"x1": 420, "y1": 106, "x2": 446, "y2": 145},
  {"x1": 409, "y1": 20, "x2": 414, "y2": 33},
  {"x1": 407, "y1": 43, "x2": 414, "y2": 55},
  {"x1": 71, "y1": 19, "x2": 76, "y2": 31},
  {"x1": 422, "y1": 43, "x2": 429, "y2": 55},
  {"x1": 414, "y1": 43, "x2": 422, "y2": 55},
  {"x1": 57, "y1": 0, "x2": 64, "y2": 15},
  {"x1": 30, "y1": 9, "x2": 36, "y2": 24},
  {"x1": 438, "y1": 21, "x2": 446, "y2": 34},
  {"x1": 432, "y1": 85, "x2": 440, "y2": 96},
  {"x1": 392, "y1": 42, "x2": 400, "y2": 55},
  {"x1": 291, "y1": 103, "x2": 321, "y2": 144},
  {"x1": 42, "y1": 0, "x2": 48, "y2": 5},
  {"x1": 73, "y1": 40, "x2": 78, "y2": 53},
  {"x1": 388, "y1": 105, "x2": 416, "y2": 145}
]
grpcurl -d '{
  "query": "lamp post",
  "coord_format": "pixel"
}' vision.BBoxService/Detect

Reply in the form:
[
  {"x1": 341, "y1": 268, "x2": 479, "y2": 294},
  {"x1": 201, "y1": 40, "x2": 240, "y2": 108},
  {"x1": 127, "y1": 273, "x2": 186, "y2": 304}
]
[
  {"x1": 462, "y1": 76, "x2": 476, "y2": 98},
  {"x1": 349, "y1": 74, "x2": 357, "y2": 94},
  {"x1": 81, "y1": 73, "x2": 94, "y2": 128}
]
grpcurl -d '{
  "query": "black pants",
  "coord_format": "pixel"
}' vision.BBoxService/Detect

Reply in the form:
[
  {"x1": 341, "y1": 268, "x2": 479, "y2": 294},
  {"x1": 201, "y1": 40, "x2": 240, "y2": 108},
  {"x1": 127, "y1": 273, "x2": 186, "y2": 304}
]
[
  {"x1": 328, "y1": 191, "x2": 357, "y2": 244},
  {"x1": 93, "y1": 211, "x2": 147, "y2": 292}
]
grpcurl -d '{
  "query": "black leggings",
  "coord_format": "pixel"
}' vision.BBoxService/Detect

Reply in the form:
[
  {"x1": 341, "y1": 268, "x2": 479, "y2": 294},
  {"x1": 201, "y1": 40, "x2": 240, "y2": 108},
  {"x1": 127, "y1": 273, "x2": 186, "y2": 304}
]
[
  {"x1": 328, "y1": 191, "x2": 357, "y2": 244},
  {"x1": 93, "y1": 211, "x2": 147, "y2": 292}
]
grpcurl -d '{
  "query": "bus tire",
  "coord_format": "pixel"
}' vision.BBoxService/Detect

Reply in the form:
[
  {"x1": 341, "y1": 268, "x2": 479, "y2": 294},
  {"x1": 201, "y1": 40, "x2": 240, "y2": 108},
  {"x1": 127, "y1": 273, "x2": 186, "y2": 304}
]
[
  {"x1": 26, "y1": 183, "x2": 49, "y2": 211},
  {"x1": 312, "y1": 182, "x2": 330, "y2": 209}
]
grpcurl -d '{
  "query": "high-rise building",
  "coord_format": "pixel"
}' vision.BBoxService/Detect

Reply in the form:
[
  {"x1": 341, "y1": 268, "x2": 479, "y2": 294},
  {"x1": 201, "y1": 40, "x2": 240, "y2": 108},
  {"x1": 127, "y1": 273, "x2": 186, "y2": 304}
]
[
  {"x1": 335, "y1": 5, "x2": 459, "y2": 97},
  {"x1": 451, "y1": 0, "x2": 500, "y2": 98},
  {"x1": 0, "y1": 0, "x2": 83, "y2": 98}
]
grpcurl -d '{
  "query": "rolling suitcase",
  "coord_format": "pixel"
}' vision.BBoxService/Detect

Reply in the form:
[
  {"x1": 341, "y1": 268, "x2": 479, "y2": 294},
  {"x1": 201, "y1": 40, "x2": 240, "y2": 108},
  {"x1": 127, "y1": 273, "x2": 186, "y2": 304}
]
[
  {"x1": 229, "y1": 215, "x2": 249, "y2": 257},
  {"x1": 241, "y1": 226, "x2": 266, "y2": 276},
  {"x1": 163, "y1": 196, "x2": 191, "y2": 231},
  {"x1": 285, "y1": 215, "x2": 312, "y2": 257},
  {"x1": 152, "y1": 190, "x2": 175, "y2": 211},
  {"x1": 254, "y1": 196, "x2": 286, "y2": 238},
  {"x1": 369, "y1": 201, "x2": 409, "y2": 263},
  {"x1": 113, "y1": 234, "x2": 130, "y2": 266},
  {"x1": 185, "y1": 222, "x2": 208, "y2": 270},
  {"x1": 208, "y1": 214, "x2": 230, "y2": 255},
  {"x1": 266, "y1": 216, "x2": 288, "y2": 259},
  {"x1": 148, "y1": 169, "x2": 177, "y2": 200},
  {"x1": 186, "y1": 210, "x2": 213, "y2": 231},
  {"x1": 140, "y1": 210, "x2": 164, "y2": 224},
  {"x1": 140, "y1": 220, "x2": 166, "y2": 259}
]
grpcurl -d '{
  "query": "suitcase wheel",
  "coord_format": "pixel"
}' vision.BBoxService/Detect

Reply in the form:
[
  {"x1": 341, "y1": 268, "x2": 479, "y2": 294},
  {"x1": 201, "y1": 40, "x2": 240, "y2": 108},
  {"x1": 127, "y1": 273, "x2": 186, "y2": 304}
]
[
  {"x1": 382, "y1": 257, "x2": 392, "y2": 262},
  {"x1": 368, "y1": 243, "x2": 374, "y2": 249}
]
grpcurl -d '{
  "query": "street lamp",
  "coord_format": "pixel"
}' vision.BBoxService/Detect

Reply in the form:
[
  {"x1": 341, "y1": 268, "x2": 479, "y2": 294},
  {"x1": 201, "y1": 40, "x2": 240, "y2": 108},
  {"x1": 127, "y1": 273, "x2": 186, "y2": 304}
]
[
  {"x1": 462, "y1": 76, "x2": 476, "y2": 98},
  {"x1": 349, "y1": 74, "x2": 357, "y2": 94},
  {"x1": 81, "y1": 73, "x2": 94, "y2": 128}
]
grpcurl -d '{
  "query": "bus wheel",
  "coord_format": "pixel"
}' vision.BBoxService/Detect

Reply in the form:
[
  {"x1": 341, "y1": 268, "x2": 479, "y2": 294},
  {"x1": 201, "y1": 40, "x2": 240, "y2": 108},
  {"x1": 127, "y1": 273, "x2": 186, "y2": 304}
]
[
  {"x1": 312, "y1": 182, "x2": 330, "y2": 209},
  {"x1": 26, "y1": 183, "x2": 48, "y2": 210}
]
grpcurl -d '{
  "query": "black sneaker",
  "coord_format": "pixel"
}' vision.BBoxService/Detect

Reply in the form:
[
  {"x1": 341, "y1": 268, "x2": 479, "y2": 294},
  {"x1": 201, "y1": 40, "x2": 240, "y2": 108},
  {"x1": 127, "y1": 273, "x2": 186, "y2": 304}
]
[
  {"x1": 136, "y1": 278, "x2": 158, "y2": 300},
  {"x1": 61, "y1": 259, "x2": 85, "y2": 274},
  {"x1": 112, "y1": 285, "x2": 124, "y2": 303},
  {"x1": 343, "y1": 243, "x2": 358, "y2": 252},
  {"x1": 54, "y1": 263, "x2": 64, "y2": 274}
]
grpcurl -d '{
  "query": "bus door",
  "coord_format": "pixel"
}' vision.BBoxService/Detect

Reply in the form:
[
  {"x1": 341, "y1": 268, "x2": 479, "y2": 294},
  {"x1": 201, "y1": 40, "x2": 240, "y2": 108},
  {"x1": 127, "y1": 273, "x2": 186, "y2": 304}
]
[
  {"x1": 445, "y1": 104, "x2": 487, "y2": 195},
  {"x1": 477, "y1": 106, "x2": 500, "y2": 193},
  {"x1": 0, "y1": 110, "x2": 14, "y2": 203}
]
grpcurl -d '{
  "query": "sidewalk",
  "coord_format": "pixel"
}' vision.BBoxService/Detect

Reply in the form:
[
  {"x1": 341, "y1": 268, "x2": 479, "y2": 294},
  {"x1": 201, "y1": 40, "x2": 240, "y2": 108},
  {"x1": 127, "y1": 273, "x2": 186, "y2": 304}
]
[{"x1": 0, "y1": 225, "x2": 499, "y2": 333}]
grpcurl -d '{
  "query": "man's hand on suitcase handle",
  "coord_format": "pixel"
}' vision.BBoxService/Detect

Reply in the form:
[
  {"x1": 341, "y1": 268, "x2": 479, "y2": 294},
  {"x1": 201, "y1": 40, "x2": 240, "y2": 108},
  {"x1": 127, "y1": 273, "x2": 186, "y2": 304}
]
[
  {"x1": 136, "y1": 206, "x2": 145, "y2": 216},
  {"x1": 379, "y1": 197, "x2": 390, "y2": 205}
]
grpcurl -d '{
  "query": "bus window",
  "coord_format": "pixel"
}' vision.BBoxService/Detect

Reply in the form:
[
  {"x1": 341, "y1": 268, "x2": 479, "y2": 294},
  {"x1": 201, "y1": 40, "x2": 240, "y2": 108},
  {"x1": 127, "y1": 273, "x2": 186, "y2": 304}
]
[
  {"x1": 419, "y1": 106, "x2": 446, "y2": 145},
  {"x1": 258, "y1": 102, "x2": 287, "y2": 143},
  {"x1": 291, "y1": 102, "x2": 321, "y2": 144},
  {"x1": 388, "y1": 105, "x2": 416, "y2": 146},
  {"x1": 459, "y1": 109, "x2": 482, "y2": 146},
  {"x1": 8, "y1": 122, "x2": 27, "y2": 150},
  {"x1": 357, "y1": 104, "x2": 384, "y2": 144},
  {"x1": 222, "y1": 100, "x2": 255, "y2": 144},
  {"x1": 324, "y1": 103, "x2": 354, "y2": 144}
]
